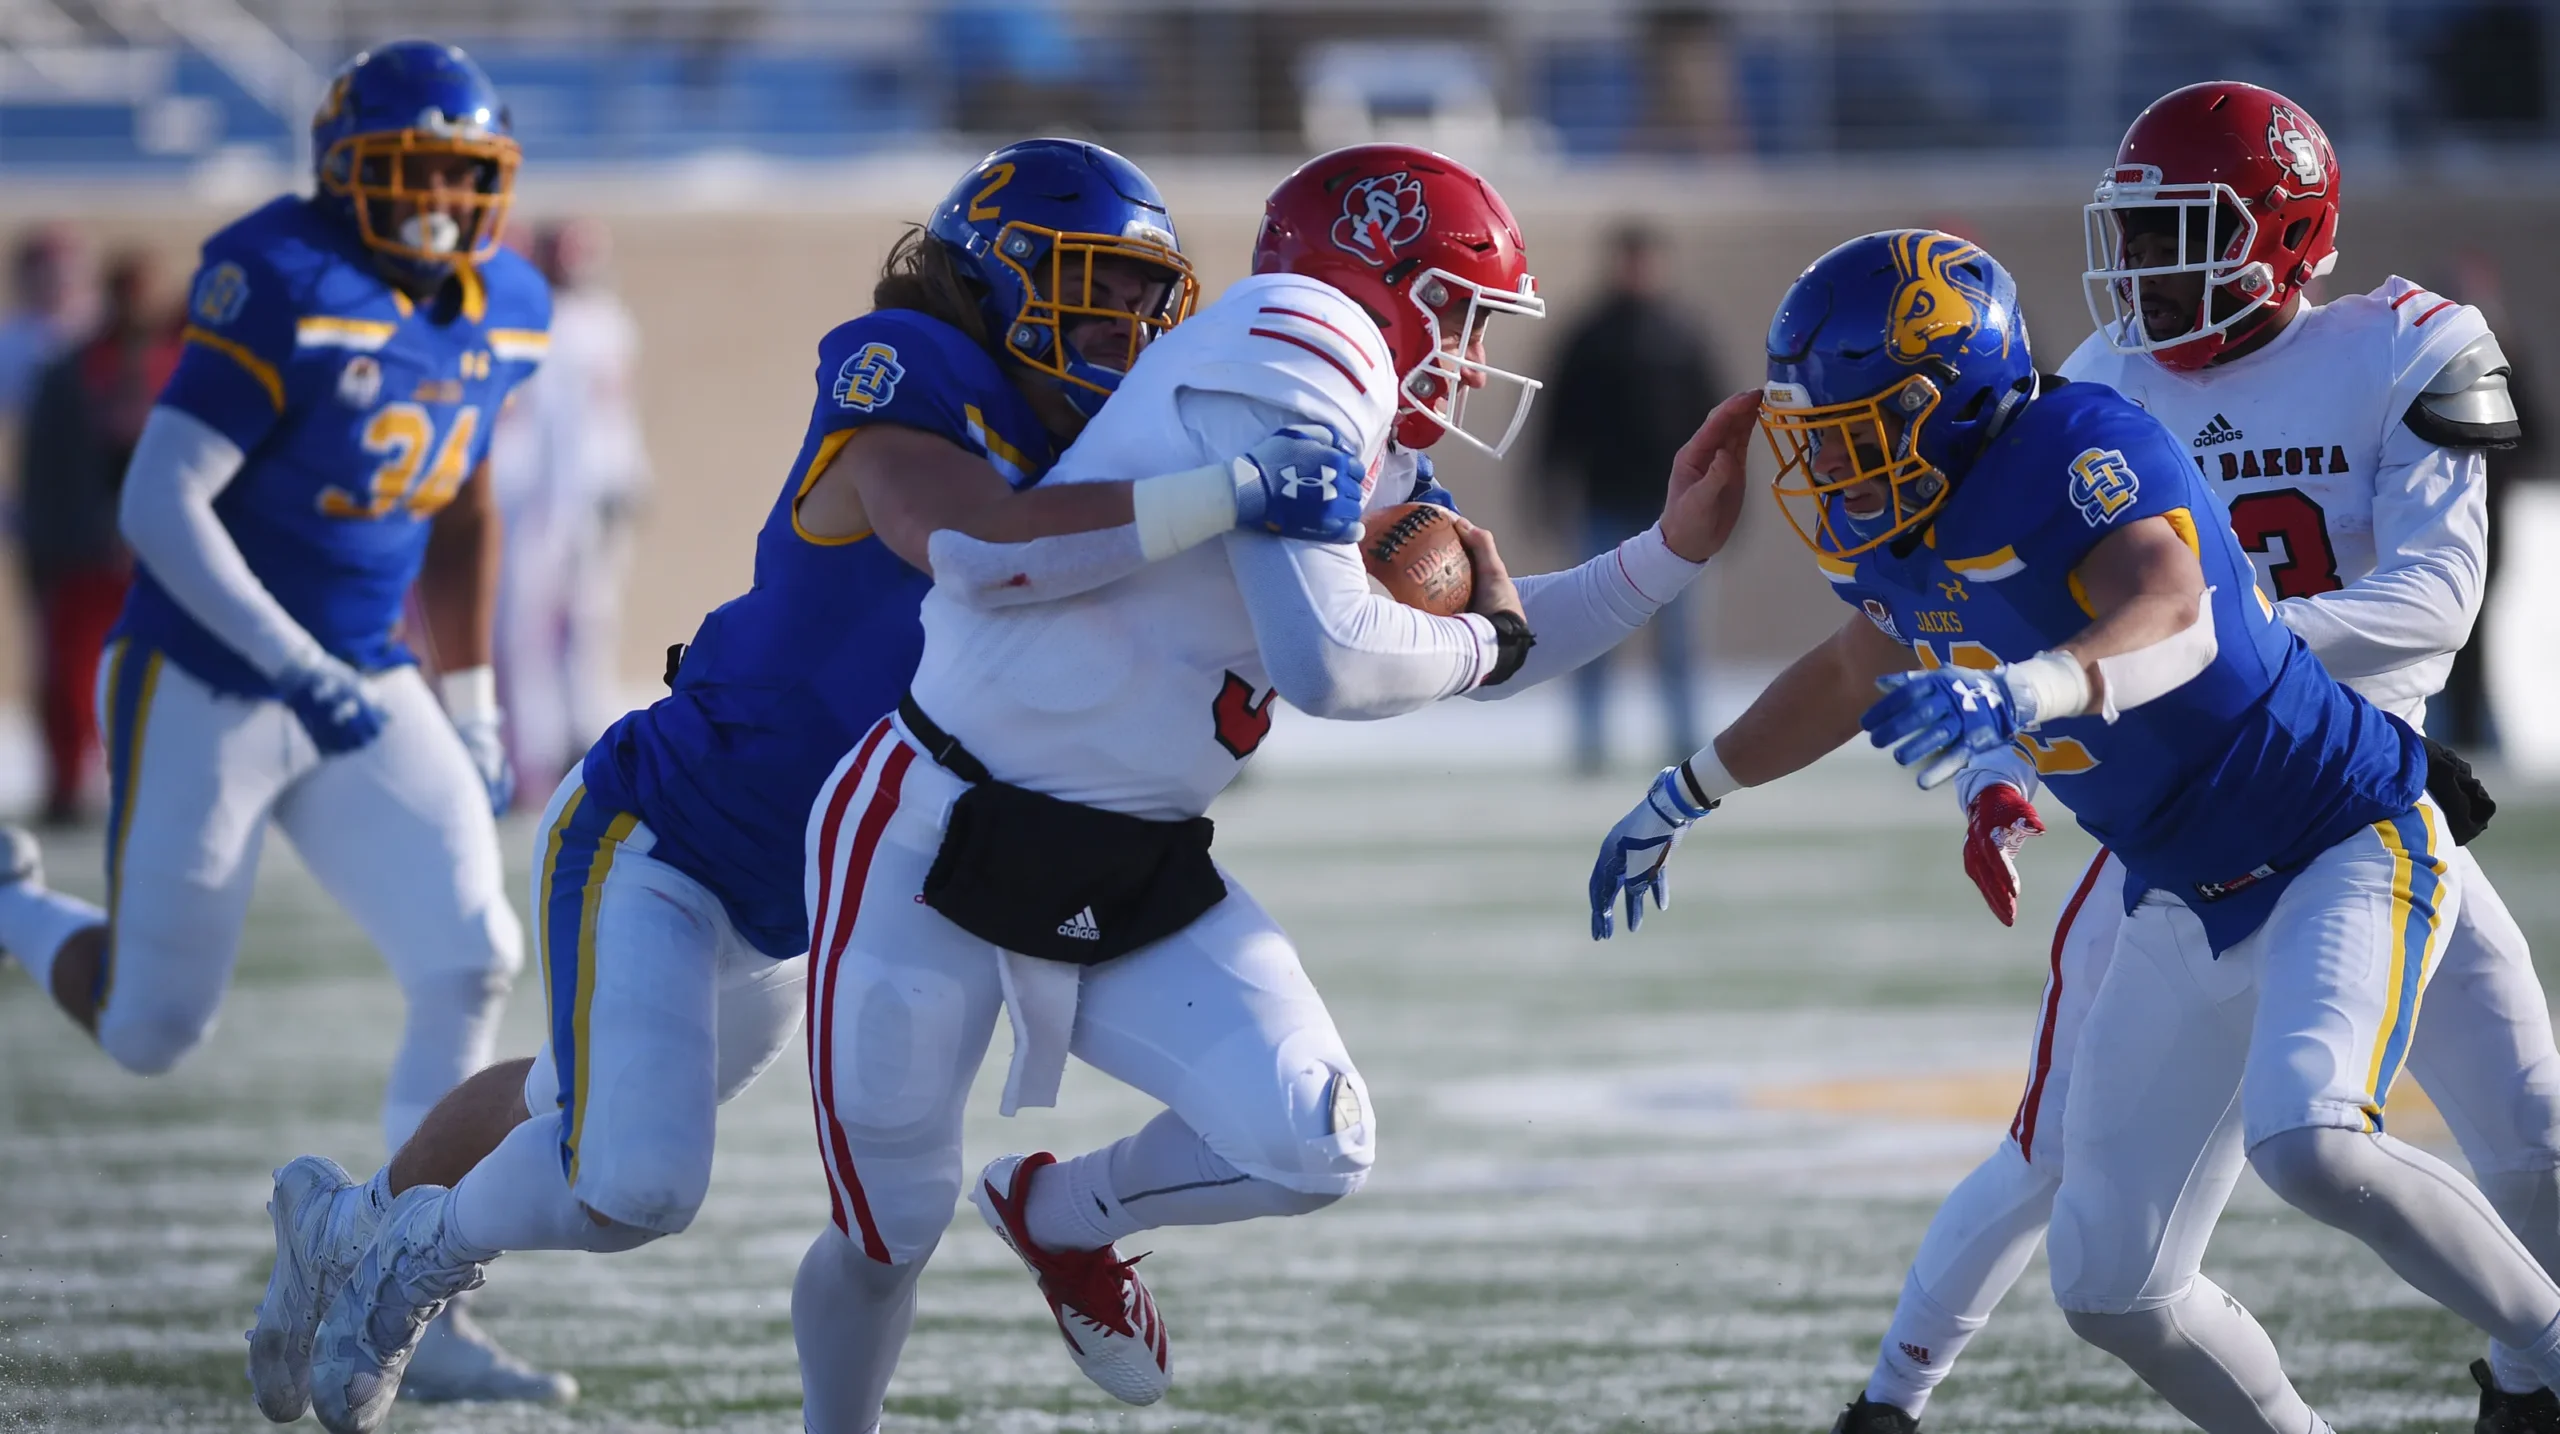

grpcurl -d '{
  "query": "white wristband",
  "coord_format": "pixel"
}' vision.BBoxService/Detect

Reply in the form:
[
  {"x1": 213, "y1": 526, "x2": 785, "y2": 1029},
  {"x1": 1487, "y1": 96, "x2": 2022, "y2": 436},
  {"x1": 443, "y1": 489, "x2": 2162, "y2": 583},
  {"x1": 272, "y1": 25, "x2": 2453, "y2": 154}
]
[
  {"x1": 1132, "y1": 462, "x2": 1242, "y2": 562},
  {"x1": 1999, "y1": 650, "x2": 2092, "y2": 730},
  {"x1": 1679, "y1": 741, "x2": 1742, "y2": 804},
  {"x1": 439, "y1": 665, "x2": 499, "y2": 722}
]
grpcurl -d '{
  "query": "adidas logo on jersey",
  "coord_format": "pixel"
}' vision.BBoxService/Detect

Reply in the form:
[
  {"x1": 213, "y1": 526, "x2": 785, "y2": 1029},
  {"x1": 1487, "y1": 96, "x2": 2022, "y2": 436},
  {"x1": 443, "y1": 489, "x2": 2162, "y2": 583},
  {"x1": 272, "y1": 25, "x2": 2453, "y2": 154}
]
[
  {"x1": 1056, "y1": 907, "x2": 1102, "y2": 941},
  {"x1": 2192, "y1": 413, "x2": 2246, "y2": 448}
]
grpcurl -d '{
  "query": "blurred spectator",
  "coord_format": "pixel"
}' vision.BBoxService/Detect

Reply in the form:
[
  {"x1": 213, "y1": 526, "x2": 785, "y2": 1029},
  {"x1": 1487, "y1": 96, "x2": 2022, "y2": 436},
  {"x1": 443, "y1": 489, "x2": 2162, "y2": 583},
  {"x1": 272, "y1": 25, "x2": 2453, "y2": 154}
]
[
  {"x1": 0, "y1": 225, "x2": 100, "y2": 424},
  {"x1": 18, "y1": 249, "x2": 178, "y2": 821},
  {"x1": 2436, "y1": 248, "x2": 2547, "y2": 751},
  {"x1": 490, "y1": 218, "x2": 652, "y2": 803},
  {"x1": 1539, "y1": 224, "x2": 1720, "y2": 773}
]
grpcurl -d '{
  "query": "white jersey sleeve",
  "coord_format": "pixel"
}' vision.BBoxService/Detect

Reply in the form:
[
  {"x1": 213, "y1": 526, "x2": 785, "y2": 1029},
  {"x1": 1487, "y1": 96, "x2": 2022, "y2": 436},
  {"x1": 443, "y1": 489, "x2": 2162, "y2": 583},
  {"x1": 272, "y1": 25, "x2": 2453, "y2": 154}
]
[
  {"x1": 1465, "y1": 525, "x2": 1704, "y2": 701},
  {"x1": 1195, "y1": 390, "x2": 1496, "y2": 718},
  {"x1": 2274, "y1": 279, "x2": 2492, "y2": 682}
]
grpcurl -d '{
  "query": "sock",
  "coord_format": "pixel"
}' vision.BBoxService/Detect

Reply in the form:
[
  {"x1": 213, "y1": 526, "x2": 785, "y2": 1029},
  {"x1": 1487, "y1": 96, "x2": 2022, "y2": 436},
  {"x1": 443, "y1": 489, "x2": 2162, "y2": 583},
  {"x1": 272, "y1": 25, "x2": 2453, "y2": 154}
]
[
  {"x1": 2063, "y1": 1275, "x2": 2316, "y2": 1434},
  {"x1": 1869, "y1": 1140, "x2": 2057, "y2": 1416},
  {"x1": 2254, "y1": 1128, "x2": 2560, "y2": 1382},
  {"x1": 447, "y1": 1113, "x2": 590, "y2": 1257},
  {"x1": 2483, "y1": 1168, "x2": 2560, "y2": 1392},
  {"x1": 794, "y1": 1224, "x2": 929, "y2": 1434},
  {"x1": 1867, "y1": 1274, "x2": 1992, "y2": 1417},
  {"x1": 1025, "y1": 1110, "x2": 1330, "y2": 1252},
  {"x1": 362, "y1": 1165, "x2": 394, "y2": 1218},
  {"x1": 0, "y1": 882, "x2": 103, "y2": 993}
]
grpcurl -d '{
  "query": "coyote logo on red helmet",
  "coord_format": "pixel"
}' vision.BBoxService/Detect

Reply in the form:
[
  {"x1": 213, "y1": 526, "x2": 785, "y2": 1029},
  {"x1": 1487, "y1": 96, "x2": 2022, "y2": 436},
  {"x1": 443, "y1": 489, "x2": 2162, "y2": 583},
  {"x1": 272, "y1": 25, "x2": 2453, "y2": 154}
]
[
  {"x1": 2266, "y1": 104, "x2": 2327, "y2": 192},
  {"x1": 1331, "y1": 171, "x2": 1429, "y2": 267}
]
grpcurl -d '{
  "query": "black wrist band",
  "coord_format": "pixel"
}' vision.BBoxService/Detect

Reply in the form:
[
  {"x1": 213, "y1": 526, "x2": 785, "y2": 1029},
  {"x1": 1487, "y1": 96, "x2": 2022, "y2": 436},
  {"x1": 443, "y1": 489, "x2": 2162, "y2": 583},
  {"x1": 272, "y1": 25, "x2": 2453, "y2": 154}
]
[
  {"x1": 1676, "y1": 759, "x2": 1720, "y2": 812},
  {"x1": 1481, "y1": 610, "x2": 1535, "y2": 687}
]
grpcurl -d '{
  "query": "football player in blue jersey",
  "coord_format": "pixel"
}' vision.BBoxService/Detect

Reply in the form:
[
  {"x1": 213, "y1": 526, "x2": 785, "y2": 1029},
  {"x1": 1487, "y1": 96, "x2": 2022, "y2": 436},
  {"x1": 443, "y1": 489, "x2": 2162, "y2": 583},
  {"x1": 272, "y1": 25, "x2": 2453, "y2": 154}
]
[
  {"x1": 1589, "y1": 231, "x2": 2560, "y2": 1433},
  {"x1": 0, "y1": 39, "x2": 577, "y2": 1410},
  {"x1": 255, "y1": 138, "x2": 1371, "y2": 1434}
]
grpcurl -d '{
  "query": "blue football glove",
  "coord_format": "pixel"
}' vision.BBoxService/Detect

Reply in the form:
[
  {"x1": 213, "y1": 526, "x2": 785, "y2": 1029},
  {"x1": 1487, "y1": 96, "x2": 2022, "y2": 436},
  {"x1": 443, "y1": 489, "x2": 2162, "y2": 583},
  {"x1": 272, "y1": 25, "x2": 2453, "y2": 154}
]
[
  {"x1": 1863, "y1": 668, "x2": 2026, "y2": 790},
  {"x1": 1588, "y1": 765, "x2": 1715, "y2": 941},
  {"x1": 1231, "y1": 424, "x2": 1367, "y2": 544},
  {"x1": 278, "y1": 654, "x2": 386, "y2": 755}
]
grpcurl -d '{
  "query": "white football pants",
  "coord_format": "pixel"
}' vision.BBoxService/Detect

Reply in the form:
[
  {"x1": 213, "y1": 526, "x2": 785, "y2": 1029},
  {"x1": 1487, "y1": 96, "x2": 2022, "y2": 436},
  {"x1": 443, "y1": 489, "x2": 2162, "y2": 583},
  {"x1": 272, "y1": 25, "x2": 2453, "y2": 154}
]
[
  {"x1": 94, "y1": 639, "x2": 520, "y2": 1149},
  {"x1": 1874, "y1": 810, "x2": 2560, "y2": 1414},
  {"x1": 518, "y1": 772, "x2": 807, "y2": 1235},
  {"x1": 792, "y1": 716, "x2": 1373, "y2": 1428}
]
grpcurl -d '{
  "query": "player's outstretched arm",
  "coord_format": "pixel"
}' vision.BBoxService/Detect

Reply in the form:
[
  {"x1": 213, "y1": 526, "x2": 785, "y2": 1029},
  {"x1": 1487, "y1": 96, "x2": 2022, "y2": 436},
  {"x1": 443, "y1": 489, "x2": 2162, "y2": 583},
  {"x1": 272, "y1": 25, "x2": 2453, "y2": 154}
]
[
  {"x1": 117, "y1": 406, "x2": 386, "y2": 752},
  {"x1": 1864, "y1": 515, "x2": 2213, "y2": 787},
  {"x1": 1464, "y1": 390, "x2": 1757, "y2": 701},
  {"x1": 422, "y1": 459, "x2": 513, "y2": 810},
  {"x1": 1589, "y1": 614, "x2": 1910, "y2": 939},
  {"x1": 810, "y1": 422, "x2": 1364, "y2": 607}
]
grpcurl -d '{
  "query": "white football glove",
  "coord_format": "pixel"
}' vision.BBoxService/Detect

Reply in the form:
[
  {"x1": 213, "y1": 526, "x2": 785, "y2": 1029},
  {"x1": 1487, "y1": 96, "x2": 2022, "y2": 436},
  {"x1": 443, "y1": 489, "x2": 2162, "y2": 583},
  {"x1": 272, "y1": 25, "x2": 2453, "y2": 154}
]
[{"x1": 440, "y1": 667, "x2": 515, "y2": 813}]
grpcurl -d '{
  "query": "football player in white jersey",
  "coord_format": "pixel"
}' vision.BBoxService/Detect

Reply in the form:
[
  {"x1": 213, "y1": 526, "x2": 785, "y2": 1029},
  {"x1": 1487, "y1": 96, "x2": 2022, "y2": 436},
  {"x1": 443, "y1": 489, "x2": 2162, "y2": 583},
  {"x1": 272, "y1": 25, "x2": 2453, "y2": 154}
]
[
  {"x1": 784, "y1": 144, "x2": 1749, "y2": 1429},
  {"x1": 1835, "y1": 82, "x2": 2553, "y2": 1434}
]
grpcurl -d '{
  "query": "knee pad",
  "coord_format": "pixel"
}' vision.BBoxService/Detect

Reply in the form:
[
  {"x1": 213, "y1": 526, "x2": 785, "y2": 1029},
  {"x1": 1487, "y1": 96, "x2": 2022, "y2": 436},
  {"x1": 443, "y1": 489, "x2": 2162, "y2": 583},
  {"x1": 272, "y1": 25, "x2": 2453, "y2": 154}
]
[
  {"x1": 573, "y1": 1137, "x2": 717, "y2": 1239},
  {"x1": 573, "y1": 1206, "x2": 671, "y2": 1254},
  {"x1": 2064, "y1": 1304, "x2": 2178, "y2": 1363},
  {"x1": 1193, "y1": 1048, "x2": 1375, "y2": 1199},
  {"x1": 2246, "y1": 1126, "x2": 2365, "y2": 1223},
  {"x1": 96, "y1": 992, "x2": 216, "y2": 1076}
]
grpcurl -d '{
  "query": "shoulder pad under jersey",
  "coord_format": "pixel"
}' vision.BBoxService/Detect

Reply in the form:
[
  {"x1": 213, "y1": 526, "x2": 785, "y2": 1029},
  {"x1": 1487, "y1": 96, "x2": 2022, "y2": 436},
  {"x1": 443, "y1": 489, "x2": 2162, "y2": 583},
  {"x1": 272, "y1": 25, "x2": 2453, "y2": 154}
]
[{"x1": 2406, "y1": 332, "x2": 2522, "y2": 450}]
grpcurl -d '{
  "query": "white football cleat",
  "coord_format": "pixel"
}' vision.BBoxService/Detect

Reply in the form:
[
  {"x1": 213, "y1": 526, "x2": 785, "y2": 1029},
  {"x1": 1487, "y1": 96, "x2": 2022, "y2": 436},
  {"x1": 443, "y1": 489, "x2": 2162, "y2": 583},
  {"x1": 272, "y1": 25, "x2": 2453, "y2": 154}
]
[
  {"x1": 971, "y1": 1151, "x2": 1170, "y2": 1406},
  {"x1": 310, "y1": 1185, "x2": 487, "y2": 1434},
  {"x1": 400, "y1": 1290, "x2": 577, "y2": 1405},
  {"x1": 246, "y1": 1155, "x2": 380, "y2": 1423}
]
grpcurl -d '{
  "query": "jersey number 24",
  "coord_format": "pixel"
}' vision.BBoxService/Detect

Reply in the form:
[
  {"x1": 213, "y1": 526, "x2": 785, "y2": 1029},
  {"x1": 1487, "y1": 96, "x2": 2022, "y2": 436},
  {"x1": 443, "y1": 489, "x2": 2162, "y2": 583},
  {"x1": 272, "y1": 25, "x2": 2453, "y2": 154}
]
[{"x1": 318, "y1": 402, "x2": 481, "y2": 520}]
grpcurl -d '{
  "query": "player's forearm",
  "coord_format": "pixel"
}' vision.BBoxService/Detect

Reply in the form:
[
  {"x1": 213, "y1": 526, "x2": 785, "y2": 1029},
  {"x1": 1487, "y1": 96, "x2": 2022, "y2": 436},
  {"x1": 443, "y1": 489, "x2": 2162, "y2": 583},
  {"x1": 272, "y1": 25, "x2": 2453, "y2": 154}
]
[
  {"x1": 2280, "y1": 562, "x2": 2480, "y2": 679},
  {"x1": 2280, "y1": 445, "x2": 2486, "y2": 678},
  {"x1": 1705, "y1": 619, "x2": 1895, "y2": 788},
  {"x1": 117, "y1": 405, "x2": 331, "y2": 678},
  {"x1": 421, "y1": 468, "x2": 499, "y2": 671},
  {"x1": 1227, "y1": 531, "x2": 1489, "y2": 719},
  {"x1": 1463, "y1": 525, "x2": 1704, "y2": 702}
]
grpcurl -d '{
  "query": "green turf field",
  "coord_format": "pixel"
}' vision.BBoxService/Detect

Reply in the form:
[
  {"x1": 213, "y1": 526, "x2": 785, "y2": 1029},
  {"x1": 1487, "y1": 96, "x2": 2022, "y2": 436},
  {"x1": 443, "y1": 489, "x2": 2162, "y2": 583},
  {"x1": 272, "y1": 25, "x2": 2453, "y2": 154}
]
[{"x1": 4, "y1": 750, "x2": 2556, "y2": 1433}]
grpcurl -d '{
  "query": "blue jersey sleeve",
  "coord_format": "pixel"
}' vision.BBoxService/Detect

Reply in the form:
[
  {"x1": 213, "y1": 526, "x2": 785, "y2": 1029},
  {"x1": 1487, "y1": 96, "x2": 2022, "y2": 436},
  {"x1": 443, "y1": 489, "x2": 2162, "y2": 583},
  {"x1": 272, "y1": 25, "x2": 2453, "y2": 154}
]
[
  {"x1": 810, "y1": 310, "x2": 991, "y2": 450},
  {"x1": 477, "y1": 248, "x2": 554, "y2": 406},
  {"x1": 161, "y1": 241, "x2": 299, "y2": 452},
  {"x1": 2003, "y1": 394, "x2": 2203, "y2": 578}
]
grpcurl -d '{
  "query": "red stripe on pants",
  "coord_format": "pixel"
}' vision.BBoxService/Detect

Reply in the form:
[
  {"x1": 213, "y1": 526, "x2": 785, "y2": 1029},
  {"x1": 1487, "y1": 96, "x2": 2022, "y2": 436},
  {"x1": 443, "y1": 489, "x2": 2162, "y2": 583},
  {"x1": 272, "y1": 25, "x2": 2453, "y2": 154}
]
[
  {"x1": 2012, "y1": 849, "x2": 2109, "y2": 1162},
  {"x1": 809, "y1": 737, "x2": 915, "y2": 1262},
  {"x1": 804, "y1": 722, "x2": 888, "y2": 1245}
]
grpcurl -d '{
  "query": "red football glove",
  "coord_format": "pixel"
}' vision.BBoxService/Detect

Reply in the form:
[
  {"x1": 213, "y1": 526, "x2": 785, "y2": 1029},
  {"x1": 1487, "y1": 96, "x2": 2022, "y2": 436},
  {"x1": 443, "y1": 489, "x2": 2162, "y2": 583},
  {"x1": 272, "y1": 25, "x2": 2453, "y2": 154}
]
[{"x1": 1963, "y1": 782, "x2": 2047, "y2": 927}]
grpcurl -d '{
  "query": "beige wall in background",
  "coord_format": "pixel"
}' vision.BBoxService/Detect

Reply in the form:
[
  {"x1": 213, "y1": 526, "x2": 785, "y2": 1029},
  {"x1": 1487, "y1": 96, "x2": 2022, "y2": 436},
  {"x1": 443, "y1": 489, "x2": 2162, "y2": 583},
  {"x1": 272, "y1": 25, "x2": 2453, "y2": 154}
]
[{"x1": 6, "y1": 167, "x2": 2555, "y2": 710}]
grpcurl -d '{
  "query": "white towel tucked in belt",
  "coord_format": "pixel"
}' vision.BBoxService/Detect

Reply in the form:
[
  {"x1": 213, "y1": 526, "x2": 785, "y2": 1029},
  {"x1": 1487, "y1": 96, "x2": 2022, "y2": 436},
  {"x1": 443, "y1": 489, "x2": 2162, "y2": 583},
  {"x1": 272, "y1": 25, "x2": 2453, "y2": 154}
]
[{"x1": 997, "y1": 949, "x2": 1082, "y2": 1115}]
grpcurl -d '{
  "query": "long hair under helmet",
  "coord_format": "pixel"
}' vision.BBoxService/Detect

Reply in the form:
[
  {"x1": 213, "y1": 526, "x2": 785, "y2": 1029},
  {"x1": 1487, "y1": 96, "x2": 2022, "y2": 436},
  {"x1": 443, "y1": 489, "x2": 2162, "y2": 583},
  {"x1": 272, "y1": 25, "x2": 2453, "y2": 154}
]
[{"x1": 923, "y1": 139, "x2": 1197, "y2": 418}]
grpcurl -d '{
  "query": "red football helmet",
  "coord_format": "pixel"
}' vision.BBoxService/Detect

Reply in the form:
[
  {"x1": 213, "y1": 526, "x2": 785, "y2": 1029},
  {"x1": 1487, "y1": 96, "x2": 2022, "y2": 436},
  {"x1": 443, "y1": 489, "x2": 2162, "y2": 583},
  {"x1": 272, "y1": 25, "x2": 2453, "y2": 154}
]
[
  {"x1": 2081, "y1": 81, "x2": 2341, "y2": 371},
  {"x1": 1253, "y1": 144, "x2": 1544, "y2": 454}
]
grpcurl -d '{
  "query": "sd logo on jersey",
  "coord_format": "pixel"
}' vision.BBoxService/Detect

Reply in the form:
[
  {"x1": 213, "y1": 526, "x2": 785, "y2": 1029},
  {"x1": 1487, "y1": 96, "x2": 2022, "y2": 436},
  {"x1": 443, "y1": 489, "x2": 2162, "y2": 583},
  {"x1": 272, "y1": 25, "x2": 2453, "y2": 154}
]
[
  {"x1": 191, "y1": 261, "x2": 251, "y2": 327},
  {"x1": 833, "y1": 342, "x2": 905, "y2": 412},
  {"x1": 2068, "y1": 447, "x2": 2141, "y2": 526}
]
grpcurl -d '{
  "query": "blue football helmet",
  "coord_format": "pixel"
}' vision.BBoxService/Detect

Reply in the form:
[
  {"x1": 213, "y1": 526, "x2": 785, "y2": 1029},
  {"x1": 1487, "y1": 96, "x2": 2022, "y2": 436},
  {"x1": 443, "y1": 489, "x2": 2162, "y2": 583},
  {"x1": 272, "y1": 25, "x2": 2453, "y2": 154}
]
[
  {"x1": 312, "y1": 40, "x2": 518, "y2": 280},
  {"x1": 1761, "y1": 230, "x2": 2036, "y2": 558},
  {"x1": 925, "y1": 139, "x2": 1197, "y2": 417}
]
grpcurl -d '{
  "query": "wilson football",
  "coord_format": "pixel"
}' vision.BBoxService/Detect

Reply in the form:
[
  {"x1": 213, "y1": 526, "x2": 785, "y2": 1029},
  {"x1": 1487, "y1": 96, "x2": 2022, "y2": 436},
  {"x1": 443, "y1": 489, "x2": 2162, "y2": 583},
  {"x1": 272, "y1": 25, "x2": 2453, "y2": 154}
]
[{"x1": 1361, "y1": 502, "x2": 1474, "y2": 617}]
